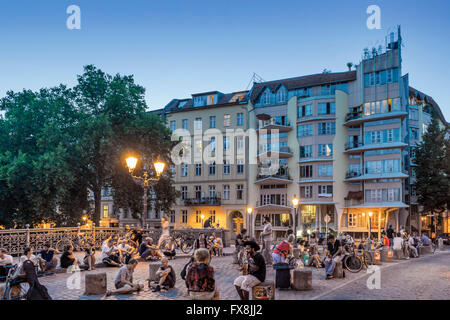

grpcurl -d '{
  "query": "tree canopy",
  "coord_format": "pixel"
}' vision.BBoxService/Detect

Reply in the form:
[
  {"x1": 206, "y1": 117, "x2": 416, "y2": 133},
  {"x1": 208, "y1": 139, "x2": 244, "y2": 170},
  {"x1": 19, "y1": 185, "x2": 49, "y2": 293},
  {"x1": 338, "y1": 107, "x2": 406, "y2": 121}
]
[{"x1": 0, "y1": 65, "x2": 176, "y2": 227}]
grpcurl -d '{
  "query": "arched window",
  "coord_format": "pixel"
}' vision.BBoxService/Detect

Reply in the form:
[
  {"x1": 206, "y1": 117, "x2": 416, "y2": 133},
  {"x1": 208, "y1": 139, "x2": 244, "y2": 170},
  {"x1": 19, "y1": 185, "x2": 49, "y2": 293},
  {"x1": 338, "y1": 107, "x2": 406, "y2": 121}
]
[
  {"x1": 261, "y1": 88, "x2": 271, "y2": 105},
  {"x1": 277, "y1": 86, "x2": 287, "y2": 102}
]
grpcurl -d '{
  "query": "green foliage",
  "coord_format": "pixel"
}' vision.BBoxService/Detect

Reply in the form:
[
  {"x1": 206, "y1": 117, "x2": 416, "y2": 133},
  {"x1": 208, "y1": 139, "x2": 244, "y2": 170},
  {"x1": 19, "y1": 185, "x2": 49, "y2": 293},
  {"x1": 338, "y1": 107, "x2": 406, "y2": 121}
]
[
  {"x1": 0, "y1": 65, "x2": 176, "y2": 227},
  {"x1": 413, "y1": 112, "x2": 449, "y2": 215}
]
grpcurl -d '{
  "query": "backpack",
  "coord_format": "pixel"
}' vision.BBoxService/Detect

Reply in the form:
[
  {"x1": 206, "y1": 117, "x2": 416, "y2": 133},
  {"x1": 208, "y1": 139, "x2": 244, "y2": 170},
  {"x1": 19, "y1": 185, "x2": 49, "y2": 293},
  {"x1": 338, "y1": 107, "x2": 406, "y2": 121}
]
[{"x1": 180, "y1": 257, "x2": 193, "y2": 280}]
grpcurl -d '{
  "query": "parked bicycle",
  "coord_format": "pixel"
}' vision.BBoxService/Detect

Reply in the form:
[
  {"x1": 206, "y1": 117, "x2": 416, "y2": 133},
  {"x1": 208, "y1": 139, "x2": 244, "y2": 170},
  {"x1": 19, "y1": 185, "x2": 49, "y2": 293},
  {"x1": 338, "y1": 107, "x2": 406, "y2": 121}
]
[
  {"x1": 160, "y1": 233, "x2": 194, "y2": 254},
  {"x1": 1, "y1": 265, "x2": 30, "y2": 300}
]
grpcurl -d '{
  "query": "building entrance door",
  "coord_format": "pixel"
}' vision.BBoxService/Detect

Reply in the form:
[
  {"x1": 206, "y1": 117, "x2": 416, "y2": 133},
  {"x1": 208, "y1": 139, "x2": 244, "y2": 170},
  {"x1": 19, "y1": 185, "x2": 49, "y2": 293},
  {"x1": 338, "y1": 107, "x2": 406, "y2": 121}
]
[{"x1": 230, "y1": 211, "x2": 244, "y2": 235}]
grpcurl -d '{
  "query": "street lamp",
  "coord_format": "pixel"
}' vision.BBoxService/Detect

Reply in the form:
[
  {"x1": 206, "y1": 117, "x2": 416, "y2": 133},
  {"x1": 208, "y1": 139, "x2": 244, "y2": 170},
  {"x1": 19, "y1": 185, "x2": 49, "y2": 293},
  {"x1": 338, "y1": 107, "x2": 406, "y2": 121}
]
[
  {"x1": 368, "y1": 211, "x2": 373, "y2": 240},
  {"x1": 247, "y1": 207, "x2": 253, "y2": 238},
  {"x1": 126, "y1": 154, "x2": 166, "y2": 228},
  {"x1": 201, "y1": 214, "x2": 205, "y2": 228},
  {"x1": 291, "y1": 195, "x2": 299, "y2": 237}
]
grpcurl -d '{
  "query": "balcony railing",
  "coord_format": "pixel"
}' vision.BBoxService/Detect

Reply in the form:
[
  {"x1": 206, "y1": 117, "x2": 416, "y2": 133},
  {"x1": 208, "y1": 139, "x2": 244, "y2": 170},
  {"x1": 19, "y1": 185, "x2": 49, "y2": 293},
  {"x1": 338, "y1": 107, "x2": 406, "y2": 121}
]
[
  {"x1": 259, "y1": 146, "x2": 292, "y2": 154},
  {"x1": 256, "y1": 199, "x2": 288, "y2": 207},
  {"x1": 346, "y1": 170, "x2": 362, "y2": 179},
  {"x1": 256, "y1": 167, "x2": 291, "y2": 181},
  {"x1": 345, "y1": 142, "x2": 363, "y2": 150},
  {"x1": 258, "y1": 119, "x2": 291, "y2": 128},
  {"x1": 345, "y1": 111, "x2": 363, "y2": 122},
  {"x1": 184, "y1": 196, "x2": 221, "y2": 206}
]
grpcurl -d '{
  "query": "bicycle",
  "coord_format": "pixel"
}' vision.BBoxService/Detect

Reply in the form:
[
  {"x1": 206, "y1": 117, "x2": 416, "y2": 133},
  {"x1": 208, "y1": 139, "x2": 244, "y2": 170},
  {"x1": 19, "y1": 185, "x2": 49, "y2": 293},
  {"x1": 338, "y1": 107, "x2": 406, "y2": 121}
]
[
  {"x1": 1, "y1": 265, "x2": 30, "y2": 300},
  {"x1": 342, "y1": 244, "x2": 363, "y2": 273},
  {"x1": 160, "y1": 233, "x2": 194, "y2": 254}
]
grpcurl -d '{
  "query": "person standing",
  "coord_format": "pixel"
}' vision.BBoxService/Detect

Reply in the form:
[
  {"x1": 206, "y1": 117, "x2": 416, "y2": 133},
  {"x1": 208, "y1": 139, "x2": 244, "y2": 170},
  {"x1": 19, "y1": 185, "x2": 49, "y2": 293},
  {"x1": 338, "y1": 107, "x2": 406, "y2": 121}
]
[
  {"x1": 386, "y1": 225, "x2": 395, "y2": 247},
  {"x1": 158, "y1": 217, "x2": 170, "y2": 248},
  {"x1": 260, "y1": 216, "x2": 273, "y2": 266}
]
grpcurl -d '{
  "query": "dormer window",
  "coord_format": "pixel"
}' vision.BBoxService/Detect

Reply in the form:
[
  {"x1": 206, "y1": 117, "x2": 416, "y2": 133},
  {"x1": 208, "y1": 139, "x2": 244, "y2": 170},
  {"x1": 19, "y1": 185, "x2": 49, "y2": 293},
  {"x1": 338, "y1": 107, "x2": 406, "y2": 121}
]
[
  {"x1": 193, "y1": 96, "x2": 207, "y2": 107},
  {"x1": 277, "y1": 86, "x2": 287, "y2": 103},
  {"x1": 207, "y1": 95, "x2": 215, "y2": 105},
  {"x1": 261, "y1": 88, "x2": 271, "y2": 105}
]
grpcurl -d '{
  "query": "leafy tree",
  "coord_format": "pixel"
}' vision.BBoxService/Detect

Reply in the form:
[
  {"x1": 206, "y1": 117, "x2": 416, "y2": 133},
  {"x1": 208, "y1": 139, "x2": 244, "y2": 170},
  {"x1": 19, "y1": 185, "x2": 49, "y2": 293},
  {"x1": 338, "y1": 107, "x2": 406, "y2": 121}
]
[{"x1": 414, "y1": 112, "x2": 449, "y2": 224}]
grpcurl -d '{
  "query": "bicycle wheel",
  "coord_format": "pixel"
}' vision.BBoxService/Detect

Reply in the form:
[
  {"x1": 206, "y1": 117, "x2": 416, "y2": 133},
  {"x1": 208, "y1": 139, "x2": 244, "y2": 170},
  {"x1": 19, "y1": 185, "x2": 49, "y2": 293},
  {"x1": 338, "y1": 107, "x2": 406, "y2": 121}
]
[
  {"x1": 6, "y1": 282, "x2": 30, "y2": 300},
  {"x1": 343, "y1": 255, "x2": 363, "y2": 273},
  {"x1": 363, "y1": 251, "x2": 373, "y2": 266},
  {"x1": 181, "y1": 240, "x2": 193, "y2": 254}
]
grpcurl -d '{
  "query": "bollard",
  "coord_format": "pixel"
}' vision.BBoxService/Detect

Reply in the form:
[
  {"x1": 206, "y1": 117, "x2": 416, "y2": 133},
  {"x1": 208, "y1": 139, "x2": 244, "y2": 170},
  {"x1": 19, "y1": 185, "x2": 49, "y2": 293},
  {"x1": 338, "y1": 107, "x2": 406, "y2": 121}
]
[
  {"x1": 85, "y1": 272, "x2": 107, "y2": 295},
  {"x1": 25, "y1": 224, "x2": 30, "y2": 247},
  {"x1": 333, "y1": 261, "x2": 343, "y2": 278},
  {"x1": 292, "y1": 270, "x2": 312, "y2": 291},
  {"x1": 149, "y1": 262, "x2": 162, "y2": 282}
]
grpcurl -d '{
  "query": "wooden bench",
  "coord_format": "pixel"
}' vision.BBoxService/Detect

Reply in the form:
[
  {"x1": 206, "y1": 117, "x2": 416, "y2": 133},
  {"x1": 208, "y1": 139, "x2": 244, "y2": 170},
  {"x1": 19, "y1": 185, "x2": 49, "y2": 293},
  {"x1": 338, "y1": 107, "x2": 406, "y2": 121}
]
[
  {"x1": 84, "y1": 272, "x2": 107, "y2": 295},
  {"x1": 252, "y1": 281, "x2": 275, "y2": 300},
  {"x1": 292, "y1": 270, "x2": 312, "y2": 290}
]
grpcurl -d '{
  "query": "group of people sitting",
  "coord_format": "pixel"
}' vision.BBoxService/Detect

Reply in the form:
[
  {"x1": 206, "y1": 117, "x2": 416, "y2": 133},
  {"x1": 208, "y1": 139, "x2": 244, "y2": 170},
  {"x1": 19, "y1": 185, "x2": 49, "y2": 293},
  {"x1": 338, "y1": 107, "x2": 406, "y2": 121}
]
[{"x1": 193, "y1": 232, "x2": 224, "y2": 257}]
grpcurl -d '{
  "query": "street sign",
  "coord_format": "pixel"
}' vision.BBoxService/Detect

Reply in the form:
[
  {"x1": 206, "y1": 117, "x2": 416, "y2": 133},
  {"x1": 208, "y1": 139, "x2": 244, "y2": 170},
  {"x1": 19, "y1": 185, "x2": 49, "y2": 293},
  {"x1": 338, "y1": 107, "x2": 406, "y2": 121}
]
[{"x1": 324, "y1": 214, "x2": 331, "y2": 223}]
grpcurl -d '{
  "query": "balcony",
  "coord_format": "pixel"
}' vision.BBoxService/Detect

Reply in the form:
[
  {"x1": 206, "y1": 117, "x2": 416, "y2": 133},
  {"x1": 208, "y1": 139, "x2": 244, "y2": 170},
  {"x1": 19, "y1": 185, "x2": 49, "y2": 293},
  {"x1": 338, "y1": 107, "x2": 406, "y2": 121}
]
[
  {"x1": 344, "y1": 111, "x2": 408, "y2": 126},
  {"x1": 255, "y1": 199, "x2": 291, "y2": 210},
  {"x1": 345, "y1": 170, "x2": 362, "y2": 179},
  {"x1": 258, "y1": 146, "x2": 293, "y2": 159},
  {"x1": 184, "y1": 196, "x2": 221, "y2": 206},
  {"x1": 345, "y1": 170, "x2": 409, "y2": 182},
  {"x1": 344, "y1": 141, "x2": 408, "y2": 154},
  {"x1": 255, "y1": 167, "x2": 293, "y2": 185},
  {"x1": 257, "y1": 119, "x2": 292, "y2": 132}
]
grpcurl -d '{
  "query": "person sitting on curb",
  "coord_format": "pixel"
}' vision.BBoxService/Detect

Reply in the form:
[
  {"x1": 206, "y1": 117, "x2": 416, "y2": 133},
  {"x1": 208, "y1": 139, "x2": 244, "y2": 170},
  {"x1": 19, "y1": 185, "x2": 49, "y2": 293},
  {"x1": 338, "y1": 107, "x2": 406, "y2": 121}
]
[
  {"x1": 117, "y1": 239, "x2": 135, "y2": 264},
  {"x1": 407, "y1": 234, "x2": 419, "y2": 258},
  {"x1": 151, "y1": 257, "x2": 176, "y2": 292},
  {"x1": 38, "y1": 243, "x2": 60, "y2": 272},
  {"x1": 101, "y1": 238, "x2": 122, "y2": 267},
  {"x1": 60, "y1": 245, "x2": 83, "y2": 269},
  {"x1": 0, "y1": 248, "x2": 13, "y2": 279},
  {"x1": 139, "y1": 237, "x2": 163, "y2": 261},
  {"x1": 106, "y1": 259, "x2": 143, "y2": 296},
  {"x1": 323, "y1": 234, "x2": 343, "y2": 280},
  {"x1": 185, "y1": 248, "x2": 218, "y2": 300},
  {"x1": 234, "y1": 240, "x2": 266, "y2": 300}
]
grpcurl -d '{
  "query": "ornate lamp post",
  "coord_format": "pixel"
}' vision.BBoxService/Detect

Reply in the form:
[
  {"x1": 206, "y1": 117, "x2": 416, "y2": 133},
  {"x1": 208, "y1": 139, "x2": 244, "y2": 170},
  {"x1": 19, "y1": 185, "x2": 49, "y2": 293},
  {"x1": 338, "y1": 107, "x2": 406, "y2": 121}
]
[
  {"x1": 126, "y1": 155, "x2": 165, "y2": 228},
  {"x1": 247, "y1": 207, "x2": 253, "y2": 238},
  {"x1": 368, "y1": 211, "x2": 373, "y2": 240},
  {"x1": 291, "y1": 195, "x2": 299, "y2": 237}
]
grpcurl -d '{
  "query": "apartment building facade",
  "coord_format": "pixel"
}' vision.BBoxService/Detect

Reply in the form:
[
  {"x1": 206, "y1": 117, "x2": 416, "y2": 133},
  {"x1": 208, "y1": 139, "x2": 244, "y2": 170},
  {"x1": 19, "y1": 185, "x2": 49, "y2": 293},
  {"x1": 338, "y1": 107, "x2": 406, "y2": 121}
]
[{"x1": 104, "y1": 28, "x2": 448, "y2": 240}]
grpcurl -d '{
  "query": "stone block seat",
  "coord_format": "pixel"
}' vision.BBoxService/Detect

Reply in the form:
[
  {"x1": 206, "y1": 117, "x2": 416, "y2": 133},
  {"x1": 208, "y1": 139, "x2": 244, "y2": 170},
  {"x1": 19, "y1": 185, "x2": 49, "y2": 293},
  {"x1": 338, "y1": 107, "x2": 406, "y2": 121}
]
[
  {"x1": 84, "y1": 272, "x2": 107, "y2": 295},
  {"x1": 291, "y1": 270, "x2": 312, "y2": 290}
]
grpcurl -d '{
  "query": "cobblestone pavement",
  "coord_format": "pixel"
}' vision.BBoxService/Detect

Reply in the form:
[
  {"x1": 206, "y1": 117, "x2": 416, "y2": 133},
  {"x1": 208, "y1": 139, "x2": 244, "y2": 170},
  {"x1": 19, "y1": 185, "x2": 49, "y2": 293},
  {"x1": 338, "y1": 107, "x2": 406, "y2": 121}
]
[{"x1": 32, "y1": 248, "x2": 449, "y2": 300}]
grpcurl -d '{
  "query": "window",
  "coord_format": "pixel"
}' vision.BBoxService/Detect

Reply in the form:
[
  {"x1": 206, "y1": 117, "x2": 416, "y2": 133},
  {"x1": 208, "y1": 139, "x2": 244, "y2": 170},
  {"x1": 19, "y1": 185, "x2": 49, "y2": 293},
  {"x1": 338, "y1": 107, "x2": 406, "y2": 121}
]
[
  {"x1": 318, "y1": 122, "x2": 336, "y2": 135},
  {"x1": 318, "y1": 185, "x2": 333, "y2": 195},
  {"x1": 300, "y1": 186, "x2": 313, "y2": 198},
  {"x1": 224, "y1": 114, "x2": 231, "y2": 127},
  {"x1": 223, "y1": 136, "x2": 230, "y2": 151},
  {"x1": 300, "y1": 145, "x2": 313, "y2": 158},
  {"x1": 409, "y1": 109, "x2": 418, "y2": 120},
  {"x1": 195, "y1": 118, "x2": 202, "y2": 130},
  {"x1": 182, "y1": 119, "x2": 188, "y2": 130},
  {"x1": 277, "y1": 86, "x2": 287, "y2": 102},
  {"x1": 237, "y1": 159, "x2": 244, "y2": 174},
  {"x1": 318, "y1": 165, "x2": 333, "y2": 177},
  {"x1": 194, "y1": 96, "x2": 206, "y2": 107},
  {"x1": 223, "y1": 185, "x2": 230, "y2": 200},
  {"x1": 207, "y1": 95, "x2": 215, "y2": 105},
  {"x1": 237, "y1": 184, "x2": 244, "y2": 200},
  {"x1": 195, "y1": 164, "x2": 202, "y2": 176},
  {"x1": 209, "y1": 162, "x2": 216, "y2": 175},
  {"x1": 300, "y1": 165, "x2": 313, "y2": 178},
  {"x1": 223, "y1": 161, "x2": 230, "y2": 175},
  {"x1": 209, "y1": 137, "x2": 216, "y2": 152},
  {"x1": 181, "y1": 186, "x2": 187, "y2": 200},
  {"x1": 209, "y1": 185, "x2": 216, "y2": 198},
  {"x1": 318, "y1": 103, "x2": 336, "y2": 115},
  {"x1": 209, "y1": 210, "x2": 216, "y2": 223},
  {"x1": 261, "y1": 89, "x2": 271, "y2": 105},
  {"x1": 195, "y1": 210, "x2": 201, "y2": 223},
  {"x1": 318, "y1": 144, "x2": 333, "y2": 156},
  {"x1": 194, "y1": 139, "x2": 202, "y2": 153},
  {"x1": 209, "y1": 116, "x2": 216, "y2": 128},
  {"x1": 410, "y1": 127, "x2": 419, "y2": 140},
  {"x1": 298, "y1": 124, "x2": 313, "y2": 137},
  {"x1": 181, "y1": 210, "x2": 188, "y2": 224},
  {"x1": 181, "y1": 163, "x2": 188, "y2": 177},
  {"x1": 170, "y1": 120, "x2": 176, "y2": 131},
  {"x1": 170, "y1": 210, "x2": 175, "y2": 223},
  {"x1": 237, "y1": 113, "x2": 244, "y2": 126},
  {"x1": 103, "y1": 205, "x2": 109, "y2": 218},
  {"x1": 195, "y1": 186, "x2": 202, "y2": 199},
  {"x1": 298, "y1": 104, "x2": 313, "y2": 118},
  {"x1": 236, "y1": 136, "x2": 244, "y2": 150}
]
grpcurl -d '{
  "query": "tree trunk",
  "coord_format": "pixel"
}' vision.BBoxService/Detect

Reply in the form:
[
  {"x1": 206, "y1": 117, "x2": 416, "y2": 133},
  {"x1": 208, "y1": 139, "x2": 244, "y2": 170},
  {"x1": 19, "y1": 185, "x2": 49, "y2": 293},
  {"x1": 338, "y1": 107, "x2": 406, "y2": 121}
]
[{"x1": 93, "y1": 187, "x2": 102, "y2": 225}]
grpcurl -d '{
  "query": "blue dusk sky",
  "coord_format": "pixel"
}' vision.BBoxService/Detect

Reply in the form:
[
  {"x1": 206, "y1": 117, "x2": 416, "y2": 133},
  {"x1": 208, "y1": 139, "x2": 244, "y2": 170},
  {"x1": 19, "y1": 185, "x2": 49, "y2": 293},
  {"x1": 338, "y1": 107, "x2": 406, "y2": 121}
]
[{"x1": 0, "y1": 0, "x2": 449, "y2": 120}]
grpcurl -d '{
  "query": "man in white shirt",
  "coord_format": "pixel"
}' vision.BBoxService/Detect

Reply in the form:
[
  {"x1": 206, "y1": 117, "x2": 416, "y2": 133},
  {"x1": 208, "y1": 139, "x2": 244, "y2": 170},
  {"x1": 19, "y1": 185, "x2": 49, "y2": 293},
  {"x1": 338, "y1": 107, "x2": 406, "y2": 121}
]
[
  {"x1": 117, "y1": 239, "x2": 135, "y2": 264},
  {"x1": 260, "y1": 216, "x2": 273, "y2": 266},
  {"x1": 0, "y1": 248, "x2": 14, "y2": 278},
  {"x1": 158, "y1": 217, "x2": 170, "y2": 248},
  {"x1": 101, "y1": 239, "x2": 121, "y2": 267}
]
